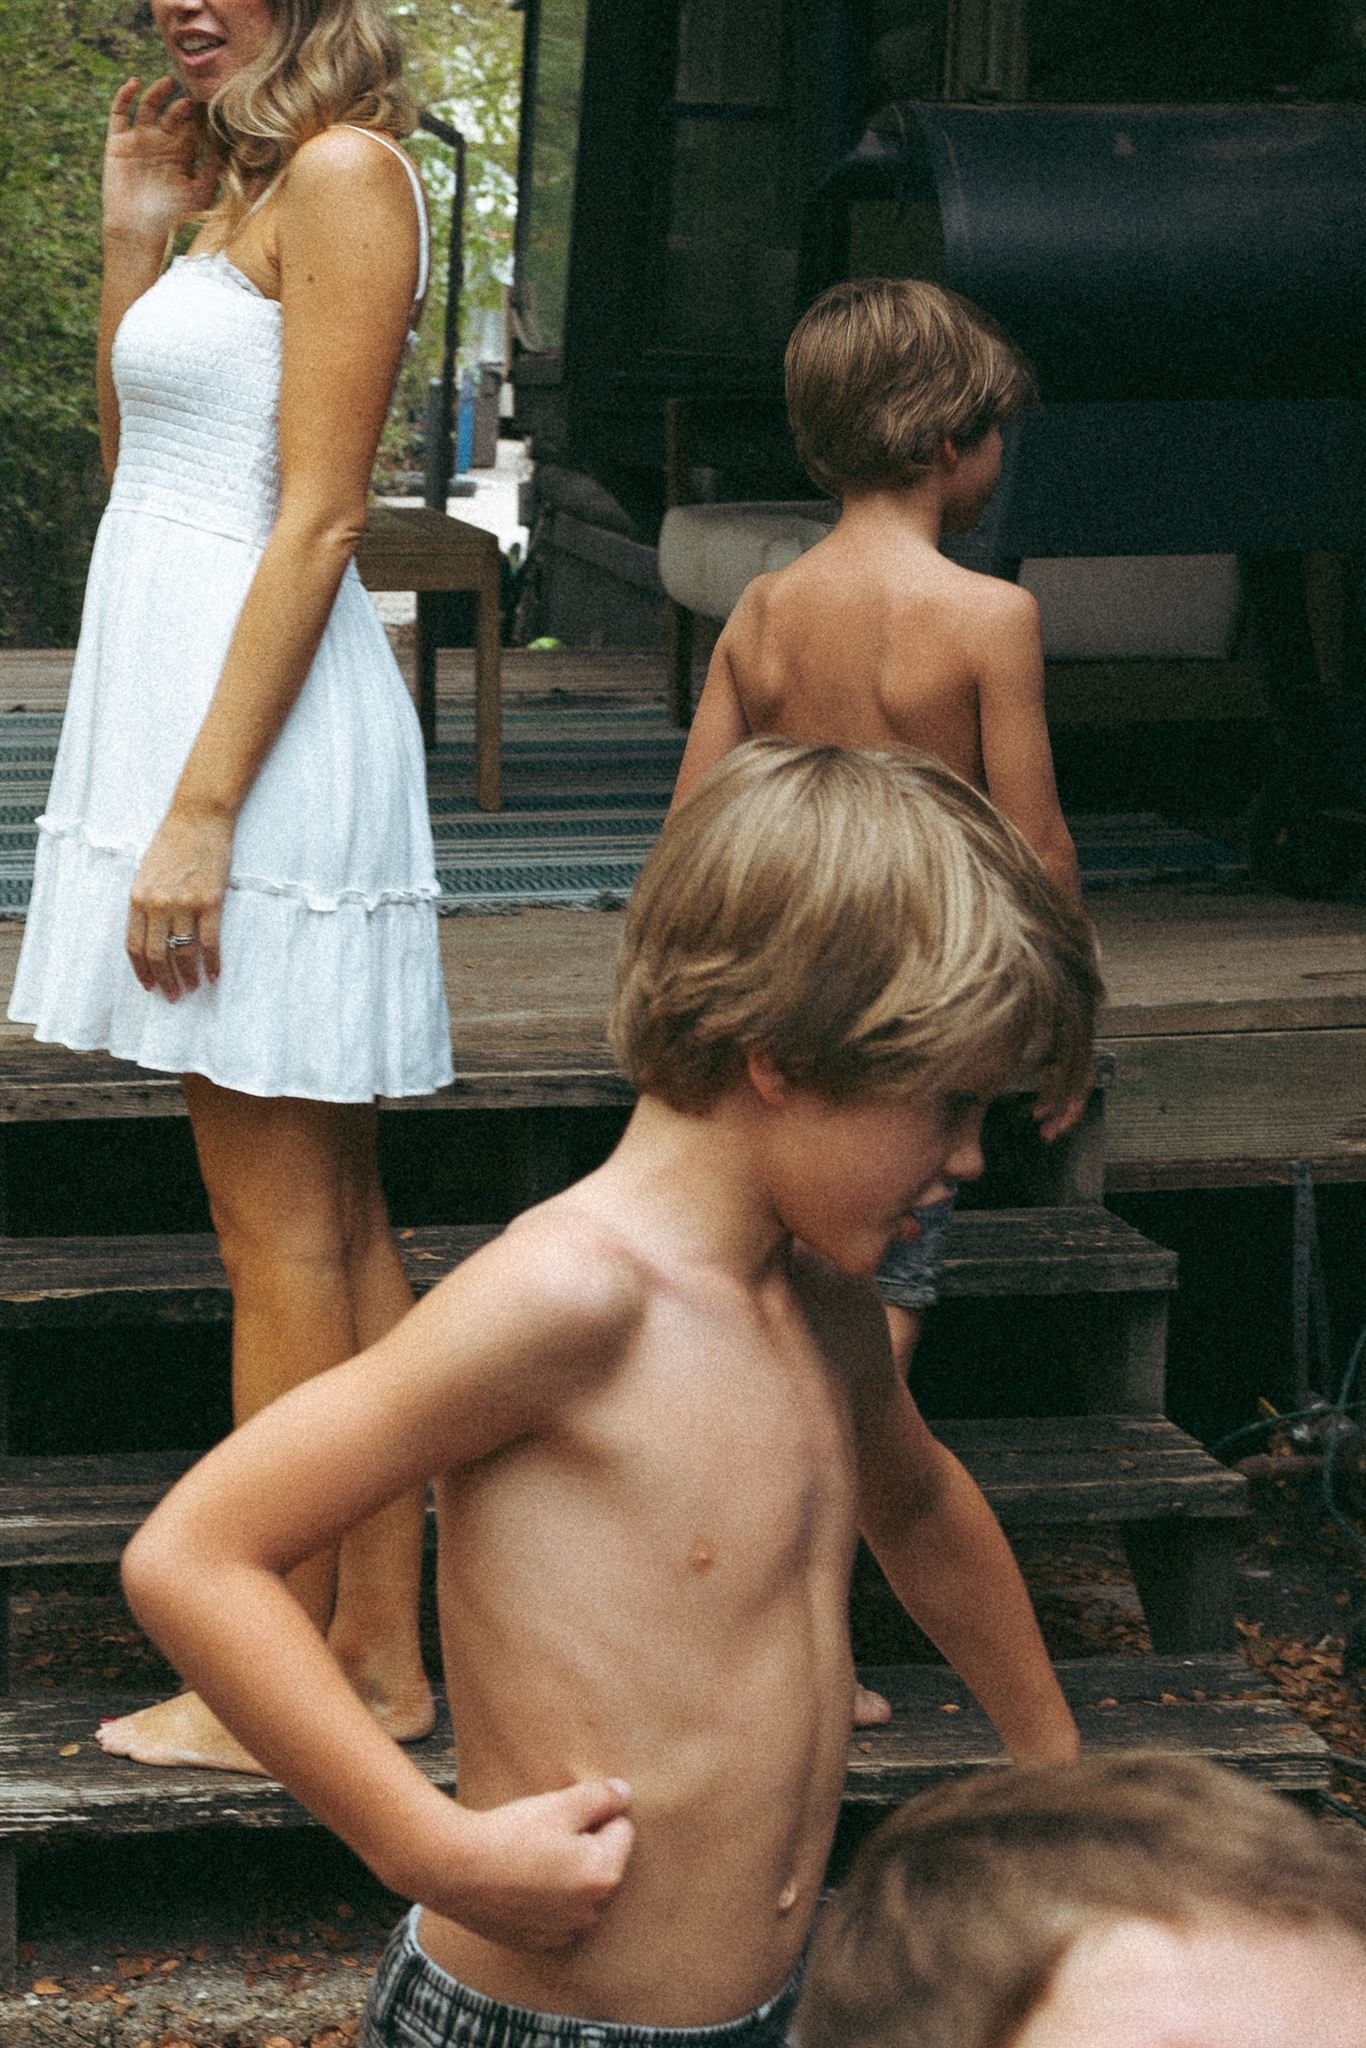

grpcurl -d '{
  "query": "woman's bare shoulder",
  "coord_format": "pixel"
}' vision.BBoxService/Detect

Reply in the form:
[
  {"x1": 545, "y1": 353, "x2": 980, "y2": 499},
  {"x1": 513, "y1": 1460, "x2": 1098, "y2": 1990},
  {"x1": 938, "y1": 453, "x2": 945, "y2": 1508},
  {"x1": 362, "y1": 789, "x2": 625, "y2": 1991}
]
[{"x1": 280, "y1": 124, "x2": 416, "y2": 211}]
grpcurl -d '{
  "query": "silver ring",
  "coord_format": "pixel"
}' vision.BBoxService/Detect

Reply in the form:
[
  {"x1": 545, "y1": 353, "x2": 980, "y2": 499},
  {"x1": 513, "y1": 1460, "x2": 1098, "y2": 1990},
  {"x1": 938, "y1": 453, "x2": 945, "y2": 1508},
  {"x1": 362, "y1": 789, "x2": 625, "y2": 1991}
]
[{"x1": 166, "y1": 934, "x2": 195, "y2": 951}]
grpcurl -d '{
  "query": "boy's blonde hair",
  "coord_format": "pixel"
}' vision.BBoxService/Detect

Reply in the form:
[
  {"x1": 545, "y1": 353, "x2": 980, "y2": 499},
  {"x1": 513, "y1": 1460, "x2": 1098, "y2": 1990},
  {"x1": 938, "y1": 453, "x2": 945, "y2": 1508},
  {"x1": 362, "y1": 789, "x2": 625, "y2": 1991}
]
[
  {"x1": 610, "y1": 740, "x2": 1097, "y2": 1112},
  {"x1": 786, "y1": 277, "x2": 1035, "y2": 497},
  {"x1": 797, "y1": 1753, "x2": 1366, "y2": 2048}
]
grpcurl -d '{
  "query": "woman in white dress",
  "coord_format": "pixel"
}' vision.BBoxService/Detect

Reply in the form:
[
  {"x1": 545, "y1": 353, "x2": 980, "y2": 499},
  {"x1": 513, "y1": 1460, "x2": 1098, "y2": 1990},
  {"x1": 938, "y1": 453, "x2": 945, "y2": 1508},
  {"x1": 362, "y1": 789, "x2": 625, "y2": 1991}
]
[{"x1": 9, "y1": 0, "x2": 454, "y2": 1768}]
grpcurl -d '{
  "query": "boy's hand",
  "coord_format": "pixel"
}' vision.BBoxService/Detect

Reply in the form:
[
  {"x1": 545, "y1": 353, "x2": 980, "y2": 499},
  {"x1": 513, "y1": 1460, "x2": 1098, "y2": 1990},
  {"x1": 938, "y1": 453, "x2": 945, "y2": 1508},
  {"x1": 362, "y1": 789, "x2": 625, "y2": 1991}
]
[
  {"x1": 443, "y1": 1779, "x2": 635, "y2": 1950},
  {"x1": 1033, "y1": 1088, "x2": 1090, "y2": 1145}
]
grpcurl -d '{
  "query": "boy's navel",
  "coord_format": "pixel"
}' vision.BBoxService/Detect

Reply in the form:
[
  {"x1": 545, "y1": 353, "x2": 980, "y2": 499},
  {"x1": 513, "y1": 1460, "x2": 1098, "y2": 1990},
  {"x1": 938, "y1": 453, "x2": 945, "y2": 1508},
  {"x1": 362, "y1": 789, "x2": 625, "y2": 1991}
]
[{"x1": 688, "y1": 1537, "x2": 717, "y2": 1573}]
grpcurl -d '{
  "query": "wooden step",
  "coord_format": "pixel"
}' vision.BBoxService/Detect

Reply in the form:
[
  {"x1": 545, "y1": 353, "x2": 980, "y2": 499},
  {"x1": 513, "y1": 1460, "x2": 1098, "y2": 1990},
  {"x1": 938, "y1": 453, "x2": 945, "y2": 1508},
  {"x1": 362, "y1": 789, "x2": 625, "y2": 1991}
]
[
  {"x1": 0, "y1": 1655, "x2": 1328, "y2": 1984},
  {"x1": 0, "y1": 1421, "x2": 1245, "y2": 1657},
  {"x1": 0, "y1": 1418, "x2": 1239, "y2": 1574},
  {"x1": 0, "y1": 1207, "x2": 1173, "y2": 1333}
]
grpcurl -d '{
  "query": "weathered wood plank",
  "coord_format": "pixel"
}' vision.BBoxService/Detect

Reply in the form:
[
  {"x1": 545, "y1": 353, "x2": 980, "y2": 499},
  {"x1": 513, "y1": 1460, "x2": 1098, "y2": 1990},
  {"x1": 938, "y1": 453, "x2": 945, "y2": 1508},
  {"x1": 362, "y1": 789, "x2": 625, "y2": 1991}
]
[
  {"x1": 0, "y1": 1210, "x2": 1172, "y2": 1332},
  {"x1": 0, "y1": 1225, "x2": 496, "y2": 1328},
  {"x1": 1101, "y1": 1027, "x2": 1366, "y2": 1186},
  {"x1": 0, "y1": 1417, "x2": 1244, "y2": 1569},
  {"x1": 1097, "y1": 888, "x2": 1366, "y2": 1038},
  {"x1": 0, "y1": 1657, "x2": 1328, "y2": 1846}
]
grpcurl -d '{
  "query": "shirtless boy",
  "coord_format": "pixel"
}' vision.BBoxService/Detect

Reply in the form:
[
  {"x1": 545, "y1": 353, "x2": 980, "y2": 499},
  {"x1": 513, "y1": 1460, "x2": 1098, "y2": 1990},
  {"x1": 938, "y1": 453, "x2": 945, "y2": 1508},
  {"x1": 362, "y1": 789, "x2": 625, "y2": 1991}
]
[
  {"x1": 121, "y1": 741, "x2": 1099, "y2": 2047},
  {"x1": 672, "y1": 277, "x2": 1085, "y2": 1376},
  {"x1": 797, "y1": 1753, "x2": 1366, "y2": 2048}
]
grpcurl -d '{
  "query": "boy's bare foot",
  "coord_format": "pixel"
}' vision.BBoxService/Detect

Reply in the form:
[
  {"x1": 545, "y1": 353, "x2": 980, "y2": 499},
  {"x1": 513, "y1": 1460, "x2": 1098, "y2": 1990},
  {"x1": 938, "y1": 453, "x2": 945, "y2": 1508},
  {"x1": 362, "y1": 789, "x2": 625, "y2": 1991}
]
[
  {"x1": 95, "y1": 1691, "x2": 268, "y2": 1773},
  {"x1": 853, "y1": 1681, "x2": 892, "y2": 1727}
]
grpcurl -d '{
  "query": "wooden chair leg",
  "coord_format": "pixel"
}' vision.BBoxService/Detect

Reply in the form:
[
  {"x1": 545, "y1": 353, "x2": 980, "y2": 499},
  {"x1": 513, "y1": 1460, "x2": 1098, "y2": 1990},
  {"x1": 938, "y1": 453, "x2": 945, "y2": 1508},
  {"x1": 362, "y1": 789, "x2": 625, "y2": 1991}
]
[
  {"x1": 666, "y1": 597, "x2": 694, "y2": 727},
  {"x1": 474, "y1": 566, "x2": 502, "y2": 813},
  {"x1": 415, "y1": 592, "x2": 439, "y2": 751}
]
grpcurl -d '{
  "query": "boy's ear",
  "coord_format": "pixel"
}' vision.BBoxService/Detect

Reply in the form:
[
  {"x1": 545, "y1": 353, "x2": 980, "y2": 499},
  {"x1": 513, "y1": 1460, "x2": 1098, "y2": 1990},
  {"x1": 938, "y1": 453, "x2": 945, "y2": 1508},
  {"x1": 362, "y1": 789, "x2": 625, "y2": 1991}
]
[
  {"x1": 745, "y1": 1049, "x2": 790, "y2": 1107},
  {"x1": 938, "y1": 435, "x2": 961, "y2": 471}
]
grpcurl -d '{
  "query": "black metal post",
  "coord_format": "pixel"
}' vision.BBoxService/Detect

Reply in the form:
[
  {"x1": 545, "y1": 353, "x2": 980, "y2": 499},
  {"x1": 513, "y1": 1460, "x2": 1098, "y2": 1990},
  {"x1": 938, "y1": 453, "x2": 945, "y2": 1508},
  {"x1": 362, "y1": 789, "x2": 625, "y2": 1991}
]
[{"x1": 418, "y1": 112, "x2": 467, "y2": 510}]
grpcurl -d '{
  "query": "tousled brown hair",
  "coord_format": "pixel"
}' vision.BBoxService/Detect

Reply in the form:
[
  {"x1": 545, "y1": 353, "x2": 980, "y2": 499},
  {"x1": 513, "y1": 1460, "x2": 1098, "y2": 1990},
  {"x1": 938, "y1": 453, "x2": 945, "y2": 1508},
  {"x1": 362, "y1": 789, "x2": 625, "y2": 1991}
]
[
  {"x1": 786, "y1": 277, "x2": 1035, "y2": 497},
  {"x1": 798, "y1": 1753, "x2": 1366, "y2": 2048},
  {"x1": 610, "y1": 740, "x2": 1098, "y2": 1112}
]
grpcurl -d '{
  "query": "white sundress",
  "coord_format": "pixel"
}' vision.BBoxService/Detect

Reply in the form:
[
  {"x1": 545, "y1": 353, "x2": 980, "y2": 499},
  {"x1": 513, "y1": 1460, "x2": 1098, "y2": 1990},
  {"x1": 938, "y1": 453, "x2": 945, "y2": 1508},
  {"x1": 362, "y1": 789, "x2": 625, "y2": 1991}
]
[{"x1": 9, "y1": 127, "x2": 454, "y2": 1103}]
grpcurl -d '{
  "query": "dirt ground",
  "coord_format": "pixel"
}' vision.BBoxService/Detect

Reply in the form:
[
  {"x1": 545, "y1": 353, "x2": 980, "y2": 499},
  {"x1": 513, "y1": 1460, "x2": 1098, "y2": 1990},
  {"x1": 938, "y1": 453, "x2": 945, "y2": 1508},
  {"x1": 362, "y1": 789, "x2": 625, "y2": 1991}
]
[{"x1": 2, "y1": 1454, "x2": 1364, "y2": 2048}]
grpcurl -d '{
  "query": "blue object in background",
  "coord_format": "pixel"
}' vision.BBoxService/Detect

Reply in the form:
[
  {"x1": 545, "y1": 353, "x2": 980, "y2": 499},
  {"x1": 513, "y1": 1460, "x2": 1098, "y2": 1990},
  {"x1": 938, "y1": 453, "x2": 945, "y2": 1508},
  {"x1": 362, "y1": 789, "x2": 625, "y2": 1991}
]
[{"x1": 455, "y1": 369, "x2": 475, "y2": 476}]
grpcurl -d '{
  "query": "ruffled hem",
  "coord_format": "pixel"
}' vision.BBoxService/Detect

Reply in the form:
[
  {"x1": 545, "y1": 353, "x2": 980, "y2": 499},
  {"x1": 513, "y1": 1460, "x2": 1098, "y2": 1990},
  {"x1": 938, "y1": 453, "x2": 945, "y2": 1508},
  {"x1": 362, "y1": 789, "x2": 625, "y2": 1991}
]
[
  {"x1": 35, "y1": 815, "x2": 443, "y2": 915},
  {"x1": 11, "y1": 821, "x2": 454, "y2": 1103}
]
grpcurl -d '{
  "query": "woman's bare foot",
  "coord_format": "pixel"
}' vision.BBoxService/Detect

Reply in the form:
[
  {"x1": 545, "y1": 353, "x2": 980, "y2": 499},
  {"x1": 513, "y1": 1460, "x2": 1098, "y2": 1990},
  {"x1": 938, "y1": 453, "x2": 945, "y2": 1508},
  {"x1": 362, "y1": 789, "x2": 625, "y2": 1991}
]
[
  {"x1": 854, "y1": 1680, "x2": 892, "y2": 1727},
  {"x1": 96, "y1": 1691, "x2": 268, "y2": 1773},
  {"x1": 97, "y1": 1654, "x2": 435, "y2": 1771}
]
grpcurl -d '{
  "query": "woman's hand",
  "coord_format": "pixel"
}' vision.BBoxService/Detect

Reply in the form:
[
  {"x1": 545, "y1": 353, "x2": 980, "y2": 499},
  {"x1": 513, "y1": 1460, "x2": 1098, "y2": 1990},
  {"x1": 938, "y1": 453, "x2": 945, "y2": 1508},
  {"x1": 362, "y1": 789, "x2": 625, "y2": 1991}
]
[
  {"x1": 104, "y1": 76, "x2": 220, "y2": 255},
  {"x1": 127, "y1": 807, "x2": 234, "y2": 999}
]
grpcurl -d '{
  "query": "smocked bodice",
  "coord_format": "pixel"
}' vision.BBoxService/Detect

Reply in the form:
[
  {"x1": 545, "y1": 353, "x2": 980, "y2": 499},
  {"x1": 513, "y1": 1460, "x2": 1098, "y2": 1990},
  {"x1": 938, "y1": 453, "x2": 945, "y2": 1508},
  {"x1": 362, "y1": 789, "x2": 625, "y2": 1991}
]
[{"x1": 108, "y1": 254, "x2": 283, "y2": 548}]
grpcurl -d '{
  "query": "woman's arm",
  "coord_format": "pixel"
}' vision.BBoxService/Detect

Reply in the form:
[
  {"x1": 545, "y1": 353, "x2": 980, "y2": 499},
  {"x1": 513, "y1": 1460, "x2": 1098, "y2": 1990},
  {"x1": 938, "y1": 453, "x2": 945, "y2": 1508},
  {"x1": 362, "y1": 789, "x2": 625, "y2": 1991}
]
[
  {"x1": 99, "y1": 78, "x2": 220, "y2": 479},
  {"x1": 125, "y1": 125, "x2": 419, "y2": 999}
]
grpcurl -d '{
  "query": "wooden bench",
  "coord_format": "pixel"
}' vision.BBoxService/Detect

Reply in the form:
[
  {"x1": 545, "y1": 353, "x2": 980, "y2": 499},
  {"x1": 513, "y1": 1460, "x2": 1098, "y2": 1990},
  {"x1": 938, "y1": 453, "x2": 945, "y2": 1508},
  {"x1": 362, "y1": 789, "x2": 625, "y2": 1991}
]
[
  {"x1": 354, "y1": 503, "x2": 502, "y2": 807},
  {"x1": 0, "y1": 1654, "x2": 1328, "y2": 1986}
]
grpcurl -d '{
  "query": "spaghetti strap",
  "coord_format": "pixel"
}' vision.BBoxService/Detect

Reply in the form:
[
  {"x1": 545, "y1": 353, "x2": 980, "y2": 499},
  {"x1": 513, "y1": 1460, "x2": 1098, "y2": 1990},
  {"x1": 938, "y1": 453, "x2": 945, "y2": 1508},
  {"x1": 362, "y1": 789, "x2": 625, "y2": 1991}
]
[{"x1": 340, "y1": 125, "x2": 430, "y2": 308}]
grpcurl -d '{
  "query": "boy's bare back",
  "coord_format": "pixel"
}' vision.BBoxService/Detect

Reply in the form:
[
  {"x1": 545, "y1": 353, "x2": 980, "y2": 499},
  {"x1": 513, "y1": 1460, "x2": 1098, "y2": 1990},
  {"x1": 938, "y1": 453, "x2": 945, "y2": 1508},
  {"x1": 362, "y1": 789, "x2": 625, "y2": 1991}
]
[
  {"x1": 719, "y1": 527, "x2": 1023, "y2": 786},
  {"x1": 678, "y1": 512, "x2": 1080, "y2": 902}
]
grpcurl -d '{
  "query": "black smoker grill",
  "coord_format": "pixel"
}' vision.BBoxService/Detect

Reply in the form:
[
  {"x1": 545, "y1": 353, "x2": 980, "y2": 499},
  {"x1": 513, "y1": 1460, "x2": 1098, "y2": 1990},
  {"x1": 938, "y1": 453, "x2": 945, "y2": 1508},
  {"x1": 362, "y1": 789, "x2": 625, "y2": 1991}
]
[{"x1": 813, "y1": 103, "x2": 1366, "y2": 889}]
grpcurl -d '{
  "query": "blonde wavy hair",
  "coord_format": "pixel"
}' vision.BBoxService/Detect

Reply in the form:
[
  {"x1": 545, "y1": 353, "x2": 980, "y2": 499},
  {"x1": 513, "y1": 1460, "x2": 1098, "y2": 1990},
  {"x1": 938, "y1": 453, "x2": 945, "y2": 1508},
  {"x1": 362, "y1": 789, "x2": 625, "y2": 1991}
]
[
  {"x1": 195, "y1": 0, "x2": 414, "y2": 240},
  {"x1": 610, "y1": 740, "x2": 1099, "y2": 1112}
]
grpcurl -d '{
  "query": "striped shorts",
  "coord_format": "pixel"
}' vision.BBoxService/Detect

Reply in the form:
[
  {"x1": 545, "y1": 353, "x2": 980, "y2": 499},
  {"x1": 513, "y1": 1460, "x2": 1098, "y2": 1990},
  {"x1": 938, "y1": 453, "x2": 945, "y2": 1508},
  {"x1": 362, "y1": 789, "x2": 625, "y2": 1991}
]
[
  {"x1": 876, "y1": 1192, "x2": 957, "y2": 1311},
  {"x1": 360, "y1": 1908, "x2": 803, "y2": 2048}
]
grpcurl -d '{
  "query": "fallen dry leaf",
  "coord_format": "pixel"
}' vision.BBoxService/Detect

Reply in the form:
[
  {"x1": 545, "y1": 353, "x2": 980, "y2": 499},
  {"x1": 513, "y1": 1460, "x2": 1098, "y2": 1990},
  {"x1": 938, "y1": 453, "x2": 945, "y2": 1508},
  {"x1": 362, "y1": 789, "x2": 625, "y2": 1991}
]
[
  {"x1": 31, "y1": 1979, "x2": 63, "y2": 1996},
  {"x1": 57, "y1": 1742, "x2": 80, "y2": 1757}
]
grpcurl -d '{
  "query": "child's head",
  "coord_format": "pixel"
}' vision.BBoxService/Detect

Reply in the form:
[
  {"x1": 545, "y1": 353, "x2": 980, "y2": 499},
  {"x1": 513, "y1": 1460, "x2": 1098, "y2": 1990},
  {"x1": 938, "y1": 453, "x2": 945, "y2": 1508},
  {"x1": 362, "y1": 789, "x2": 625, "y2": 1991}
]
[
  {"x1": 610, "y1": 740, "x2": 1098, "y2": 1116},
  {"x1": 785, "y1": 277, "x2": 1035, "y2": 499},
  {"x1": 797, "y1": 1753, "x2": 1366, "y2": 2048}
]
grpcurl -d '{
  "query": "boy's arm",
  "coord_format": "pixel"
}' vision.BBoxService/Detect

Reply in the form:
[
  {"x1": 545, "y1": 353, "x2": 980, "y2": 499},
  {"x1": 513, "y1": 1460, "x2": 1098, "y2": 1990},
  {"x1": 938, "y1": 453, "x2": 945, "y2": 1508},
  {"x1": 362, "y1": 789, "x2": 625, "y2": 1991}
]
[
  {"x1": 667, "y1": 626, "x2": 752, "y2": 816},
  {"x1": 121, "y1": 1229, "x2": 640, "y2": 1947},
  {"x1": 976, "y1": 585, "x2": 1082, "y2": 905},
  {"x1": 846, "y1": 1293, "x2": 1080, "y2": 1762}
]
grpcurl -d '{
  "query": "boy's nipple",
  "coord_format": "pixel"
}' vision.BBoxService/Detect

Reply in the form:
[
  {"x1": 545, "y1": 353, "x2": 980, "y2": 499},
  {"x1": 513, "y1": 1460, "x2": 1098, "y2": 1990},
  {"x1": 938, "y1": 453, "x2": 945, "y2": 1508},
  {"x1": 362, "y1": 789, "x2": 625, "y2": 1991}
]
[
  {"x1": 777, "y1": 1878, "x2": 800, "y2": 1915},
  {"x1": 688, "y1": 1536, "x2": 717, "y2": 1573}
]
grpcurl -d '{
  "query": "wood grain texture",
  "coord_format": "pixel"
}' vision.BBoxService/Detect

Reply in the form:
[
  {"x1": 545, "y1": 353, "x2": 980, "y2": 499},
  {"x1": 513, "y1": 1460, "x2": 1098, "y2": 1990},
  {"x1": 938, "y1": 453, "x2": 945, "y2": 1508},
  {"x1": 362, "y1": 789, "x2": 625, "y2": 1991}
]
[
  {"x1": 0, "y1": 1656, "x2": 1328, "y2": 1845},
  {"x1": 0, "y1": 1210, "x2": 1172, "y2": 1330},
  {"x1": 0, "y1": 1417, "x2": 1243, "y2": 1568},
  {"x1": 1102, "y1": 1027, "x2": 1366, "y2": 1184}
]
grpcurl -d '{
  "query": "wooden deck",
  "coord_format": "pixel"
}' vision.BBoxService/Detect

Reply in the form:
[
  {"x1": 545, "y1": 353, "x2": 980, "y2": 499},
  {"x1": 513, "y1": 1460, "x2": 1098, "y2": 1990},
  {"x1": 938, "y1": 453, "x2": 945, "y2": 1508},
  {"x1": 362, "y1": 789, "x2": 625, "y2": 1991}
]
[{"x1": 3, "y1": 647, "x2": 1365, "y2": 1191}]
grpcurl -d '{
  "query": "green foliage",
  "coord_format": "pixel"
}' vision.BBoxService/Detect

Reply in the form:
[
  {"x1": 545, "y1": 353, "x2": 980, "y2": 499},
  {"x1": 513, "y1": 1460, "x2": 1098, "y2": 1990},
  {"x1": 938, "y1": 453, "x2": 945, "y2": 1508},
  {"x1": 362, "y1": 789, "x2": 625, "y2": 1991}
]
[
  {"x1": 382, "y1": 0, "x2": 524, "y2": 486},
  {"x1": 0, "y1": 0, "x2": 164, "y2": 645},
  {"x1": 0, "y1": 0, "x2": 522, "y2": 640}
]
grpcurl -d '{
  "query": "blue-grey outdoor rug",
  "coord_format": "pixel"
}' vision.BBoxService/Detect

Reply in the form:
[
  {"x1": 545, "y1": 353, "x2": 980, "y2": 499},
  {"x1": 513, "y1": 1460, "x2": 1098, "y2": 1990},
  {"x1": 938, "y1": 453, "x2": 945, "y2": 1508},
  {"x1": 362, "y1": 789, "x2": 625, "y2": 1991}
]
[{"x1": 0, "y1": 698, "x2": 1244, "y2": 916}]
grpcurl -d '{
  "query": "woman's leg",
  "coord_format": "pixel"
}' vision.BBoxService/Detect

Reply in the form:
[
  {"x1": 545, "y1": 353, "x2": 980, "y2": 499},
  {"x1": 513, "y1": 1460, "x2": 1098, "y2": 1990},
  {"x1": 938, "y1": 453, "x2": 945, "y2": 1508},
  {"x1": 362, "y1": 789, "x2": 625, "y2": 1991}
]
[
  {"x1": 325, "y1": 1107, "x2": 432, "y2": 1736},
  {"x1": 98, "y1": 1077, "x2": 430, "y2": 1768}
]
